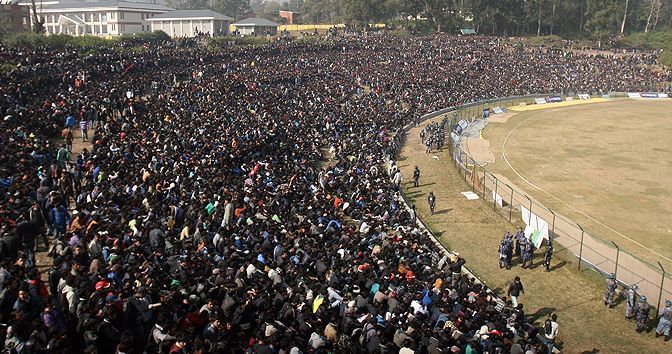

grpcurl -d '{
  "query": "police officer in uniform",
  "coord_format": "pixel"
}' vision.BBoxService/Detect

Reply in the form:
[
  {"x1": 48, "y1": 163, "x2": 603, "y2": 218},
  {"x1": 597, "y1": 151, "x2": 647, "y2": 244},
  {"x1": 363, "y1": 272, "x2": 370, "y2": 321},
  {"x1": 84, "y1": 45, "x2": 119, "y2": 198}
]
[
  {"x1": 413, "y1": 166, "x2": 420, "y2": 187},
  {"x1": 635, "y1": 295, "x2": 650, "y2": 333},
  {"x1": 543, "y1": 242, "x2": 553, "y2": 272},
  {"x1": 604, "y1": 273, "x2": 617, "y2": 307},
  {"x1": 655, "y1": 300, "x2": 672, "y2": 341}
]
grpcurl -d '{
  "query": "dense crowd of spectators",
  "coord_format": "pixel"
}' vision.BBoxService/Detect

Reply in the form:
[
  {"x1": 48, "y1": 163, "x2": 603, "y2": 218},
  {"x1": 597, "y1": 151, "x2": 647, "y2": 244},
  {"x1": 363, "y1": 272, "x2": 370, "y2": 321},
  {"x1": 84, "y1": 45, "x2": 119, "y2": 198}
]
[{"x1": 0, "y1": 34, "x2": 668, "y2": 353}]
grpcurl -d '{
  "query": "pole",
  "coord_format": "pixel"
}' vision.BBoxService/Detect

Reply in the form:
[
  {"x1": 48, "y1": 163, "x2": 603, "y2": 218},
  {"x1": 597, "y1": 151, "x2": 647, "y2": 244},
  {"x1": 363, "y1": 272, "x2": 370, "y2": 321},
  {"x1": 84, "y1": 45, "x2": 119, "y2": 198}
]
[
  {"x1": 481, "y1": 168, "x2": 486, "y2": 199},
  {"x1": 658, "y1": 262, "x2": 666, "y2": 312},
  {"x1": 612, "y1": 241, "x2": 620, "y2": 279},
  {"x1": 578, "y1": 224, "x2": 585, "y2": 270},
  {"x1": 525, "y1": 195, "x2": 532, "y2": 225},
  {"x1": 550, "y1": 209, "x2": 556, "y2": 244},
  {"x1": 508, "y1": 185, "x2": 514, "y2": 222},
  {"x1": 493, "y1": 177, "x2": 498, "y2": 210}
]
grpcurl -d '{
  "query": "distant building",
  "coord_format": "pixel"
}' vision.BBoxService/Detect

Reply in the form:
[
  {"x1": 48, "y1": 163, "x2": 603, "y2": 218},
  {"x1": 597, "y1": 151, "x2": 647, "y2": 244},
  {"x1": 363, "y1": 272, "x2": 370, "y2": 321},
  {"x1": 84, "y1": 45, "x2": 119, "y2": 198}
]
[
  {"x1": 0, "y1": 3, "x2": 30, "y2": 33},
  {"x1": 148, "y1": 10, "x2": 231, "y2": 37},
  {"x1": 231, "y1": 17, "x2": 278, "y2": 36},
  {"x1": 26, "y1": 0, "x2": 173, "y2": 36},
  {"x1": 278, "y1": 10, "x2": 298, "y2": 25}
]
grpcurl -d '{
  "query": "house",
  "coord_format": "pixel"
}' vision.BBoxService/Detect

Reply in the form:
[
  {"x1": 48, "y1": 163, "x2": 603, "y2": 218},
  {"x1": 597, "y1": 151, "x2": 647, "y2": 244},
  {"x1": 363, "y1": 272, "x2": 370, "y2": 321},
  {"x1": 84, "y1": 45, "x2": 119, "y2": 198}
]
[
  {"x1": 0, "y1": 3, "x2": 31, "y2": 33},
  {"x1": 25, "y1": 0, "x2": 174, "y2": 36},
  {"x1": 278, "y1": 10, "x2": 299, "y2": 25},
  {"x1": 148, "y1": 9, "x2": 232, "y2": 37},
  {"x1": 231, "y1": 17, "x2": 278, "y2": 36}
]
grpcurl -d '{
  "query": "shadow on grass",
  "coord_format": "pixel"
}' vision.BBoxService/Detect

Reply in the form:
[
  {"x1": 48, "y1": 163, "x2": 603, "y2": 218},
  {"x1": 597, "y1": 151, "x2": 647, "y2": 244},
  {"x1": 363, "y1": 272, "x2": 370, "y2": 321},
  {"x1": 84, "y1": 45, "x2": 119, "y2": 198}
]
[
  {"x1": 405, "y1": 191, "x2": 424, "y2": 199},
  {"x1": 549, "y1": 260, "x2": 568, "y2": 271},
  {"x1": 579, "y1": 349, "x2": 599, "y2": 354},
  {"x1": 528, "y1": 306, "x2": 558, "y2": 322},
  {"x1": 433, "y1": 208, "x2": 453, "y2": 215}
]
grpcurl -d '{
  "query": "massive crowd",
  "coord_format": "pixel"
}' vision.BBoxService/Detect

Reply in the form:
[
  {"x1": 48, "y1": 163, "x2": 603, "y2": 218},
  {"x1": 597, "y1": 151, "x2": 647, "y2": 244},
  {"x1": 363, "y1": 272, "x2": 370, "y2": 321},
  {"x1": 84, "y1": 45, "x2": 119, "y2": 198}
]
[{"x1": 0, "y1": 34, "x2": 669, "y2": 353}]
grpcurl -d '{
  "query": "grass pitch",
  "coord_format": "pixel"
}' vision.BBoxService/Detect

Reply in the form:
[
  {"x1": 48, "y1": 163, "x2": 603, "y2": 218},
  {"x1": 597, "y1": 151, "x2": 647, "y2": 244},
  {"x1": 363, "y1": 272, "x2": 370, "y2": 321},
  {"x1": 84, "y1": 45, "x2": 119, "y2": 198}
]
[{"x1": 398, "y1": 101, "x2": 672, "y2": 352}]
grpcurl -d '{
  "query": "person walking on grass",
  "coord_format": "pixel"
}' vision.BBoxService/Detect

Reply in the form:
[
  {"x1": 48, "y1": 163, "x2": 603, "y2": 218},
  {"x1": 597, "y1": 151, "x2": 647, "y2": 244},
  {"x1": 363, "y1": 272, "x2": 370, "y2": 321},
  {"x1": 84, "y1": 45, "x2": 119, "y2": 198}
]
[
  {"x1": 508, "y1": 276, "x2": 524, "y2": 308},
  {"x1": 427, "y1": 191, "x2": 436, "y2": 215}
]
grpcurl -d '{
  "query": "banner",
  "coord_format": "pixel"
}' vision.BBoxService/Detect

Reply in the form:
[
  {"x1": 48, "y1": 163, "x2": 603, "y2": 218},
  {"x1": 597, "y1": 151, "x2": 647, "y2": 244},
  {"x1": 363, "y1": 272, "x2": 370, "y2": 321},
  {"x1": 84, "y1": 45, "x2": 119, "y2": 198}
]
[
  {"x1": 628, "y1": 92, "x2": 642, "y2": 98},
  {"x1": 492, "y1": 191, "x2": 503, "y2": 207},
  {"x1": 534, "y1": 98, "x2": 547, "y2": 105},
  {"x1": 578, "y1": 94, "x2": 590, "y2": 100},
  {"x1": 547, "y1": 95, "x2": 562, "y2": 103},
  {"x1": 493, "y1": 107, "x2": 504, "y2": 114},
  {"x1": 659, "y1": 93, "x2": 669, "y2": 98},
  {"x1": 640, "y1": 92, "x2": 659, "y2": 98},
  {"x1": 520, "y1": 205, "x2": 549, "y2": 248},
  {"x1": 566, "y1": 97, "x2": 574, "y2": 101}
]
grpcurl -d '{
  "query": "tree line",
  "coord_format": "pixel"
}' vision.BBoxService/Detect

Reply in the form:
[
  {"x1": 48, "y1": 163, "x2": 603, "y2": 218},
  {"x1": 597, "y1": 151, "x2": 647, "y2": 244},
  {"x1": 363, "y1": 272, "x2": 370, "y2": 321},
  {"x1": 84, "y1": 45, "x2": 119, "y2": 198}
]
[{"x1": 164, "y1": 0, "x2": 672, "y2": 39}]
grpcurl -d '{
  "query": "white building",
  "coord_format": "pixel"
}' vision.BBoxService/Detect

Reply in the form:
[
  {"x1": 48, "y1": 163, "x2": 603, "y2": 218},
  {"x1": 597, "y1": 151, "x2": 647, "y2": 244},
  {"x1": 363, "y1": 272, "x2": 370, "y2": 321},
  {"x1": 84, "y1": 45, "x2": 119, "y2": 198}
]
[
  {"x1": 27, "y1": 1, "x2": 173, "y2": 36},
  {"x1": 148, "y1": 10, "x2": 232, "y2": 37},
  {"x1": 231, "y1": 17, "x2": 278, "y2": 36}
]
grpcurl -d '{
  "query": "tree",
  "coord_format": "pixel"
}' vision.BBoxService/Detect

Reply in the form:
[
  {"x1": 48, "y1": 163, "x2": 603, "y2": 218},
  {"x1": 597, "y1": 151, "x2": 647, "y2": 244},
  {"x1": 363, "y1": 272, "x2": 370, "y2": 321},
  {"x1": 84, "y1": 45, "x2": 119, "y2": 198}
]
[
  {"x1": 0, "y1": 13, "x2": 13, "y2": 36},
  {"x1": 620, "y1": 0, "x2": 629, "y2": 34},
  {"x1": 585, "y1": 0, "x2": 624, "y2": 39},
  {"x1": 212, "y1": 0, "x2": 251, "y2": 21},
  {"x1": 30, "y1": 0, "x2": 44, "y2": 34},
  {"x1": 340, "y1": 0, "x2": 384, "y2": 24},
  {"x1": 424, "y1": 0, "x2": 462, "y2": 32}
]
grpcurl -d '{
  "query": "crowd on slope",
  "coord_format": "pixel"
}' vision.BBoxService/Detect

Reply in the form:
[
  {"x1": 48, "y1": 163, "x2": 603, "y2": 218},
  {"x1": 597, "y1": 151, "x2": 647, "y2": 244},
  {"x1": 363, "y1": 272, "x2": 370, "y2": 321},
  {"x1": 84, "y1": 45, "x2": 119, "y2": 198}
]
[{"x1": 0, "y1": 34, "x2": 669, "y2": 354}]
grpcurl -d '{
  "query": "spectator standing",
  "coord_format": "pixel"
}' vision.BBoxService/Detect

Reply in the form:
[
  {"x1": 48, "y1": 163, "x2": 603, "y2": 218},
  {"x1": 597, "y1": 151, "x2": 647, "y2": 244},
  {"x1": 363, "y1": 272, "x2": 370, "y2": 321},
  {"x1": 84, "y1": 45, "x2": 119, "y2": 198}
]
[
  {"x1": 508, "y1": 276, "x2": 525, "y2": 307},
  {"x1": 539, "y1": 313, "x2": 559, "y2": 354},
  {"x1": 79, "y1": 119, "x2": 89, "y2": 142}
]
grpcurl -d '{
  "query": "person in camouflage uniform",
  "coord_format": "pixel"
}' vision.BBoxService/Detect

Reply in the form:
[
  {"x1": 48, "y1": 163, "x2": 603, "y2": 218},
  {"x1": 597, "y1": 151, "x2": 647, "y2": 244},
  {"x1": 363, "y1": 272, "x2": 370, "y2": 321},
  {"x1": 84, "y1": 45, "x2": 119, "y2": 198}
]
[
  {"x1": 635, "y1": 295, "x2": 650, "y2": 333},
  {"x1": 655, "y1": 300, "x2": 672, "y2": 341},
  {"x1": 521, "y1": 238, "x2": 534, "y2": 269},
  {"x1": 625, "y1": 284, "x2": 638, "y2": 321},
  {"x1": 499, "y1": 232, "x2": 513, "y2": 269},
  {"x1": 604, "y1": 273, "x2": 617, "y2": 307}
]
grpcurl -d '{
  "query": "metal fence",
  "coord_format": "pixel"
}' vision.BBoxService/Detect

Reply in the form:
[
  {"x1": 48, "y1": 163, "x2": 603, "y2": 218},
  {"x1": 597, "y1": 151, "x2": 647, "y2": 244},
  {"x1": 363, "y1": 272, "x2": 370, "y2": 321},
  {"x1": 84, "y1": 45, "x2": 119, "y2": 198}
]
[{"x1": 418, "y1": 93, "x2": 672, "y2": 312}]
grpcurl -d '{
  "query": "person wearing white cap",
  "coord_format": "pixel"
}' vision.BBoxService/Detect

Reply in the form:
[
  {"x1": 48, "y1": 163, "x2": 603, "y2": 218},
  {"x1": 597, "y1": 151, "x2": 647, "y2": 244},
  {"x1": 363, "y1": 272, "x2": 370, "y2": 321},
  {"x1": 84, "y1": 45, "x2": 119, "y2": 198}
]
[{"x1": 625, "y1": 284, "x2": 638, "y2": 321}]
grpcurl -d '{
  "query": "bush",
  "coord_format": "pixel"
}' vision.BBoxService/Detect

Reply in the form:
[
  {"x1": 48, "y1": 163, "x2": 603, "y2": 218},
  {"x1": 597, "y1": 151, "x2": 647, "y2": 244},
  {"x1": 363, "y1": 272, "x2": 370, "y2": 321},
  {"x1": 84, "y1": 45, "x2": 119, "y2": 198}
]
[{"x1": 615, "y1": 31, "x2": 672, "y2": 67}]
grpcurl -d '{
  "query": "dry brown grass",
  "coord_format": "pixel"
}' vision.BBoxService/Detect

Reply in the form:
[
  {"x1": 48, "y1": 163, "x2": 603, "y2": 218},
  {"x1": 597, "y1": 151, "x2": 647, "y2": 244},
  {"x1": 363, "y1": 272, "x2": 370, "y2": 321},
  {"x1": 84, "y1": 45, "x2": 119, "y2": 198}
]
[{"x1": 399, "y1": 116, "x2": 671, "y2": 353}]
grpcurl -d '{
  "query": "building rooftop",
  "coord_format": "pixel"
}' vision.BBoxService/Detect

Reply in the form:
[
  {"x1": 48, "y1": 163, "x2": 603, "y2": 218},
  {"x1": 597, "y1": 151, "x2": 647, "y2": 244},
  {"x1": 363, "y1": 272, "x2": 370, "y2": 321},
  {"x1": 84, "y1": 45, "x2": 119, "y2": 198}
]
[
  {"x1": 232, "y1": 17, "x2": 278, "y2": 27},
  {"x1": 148, "y1": 9, "x2": 232, "y2": 21},
  {"x1": 40, "y1": 1, "x2": 173, "y2": 11}
]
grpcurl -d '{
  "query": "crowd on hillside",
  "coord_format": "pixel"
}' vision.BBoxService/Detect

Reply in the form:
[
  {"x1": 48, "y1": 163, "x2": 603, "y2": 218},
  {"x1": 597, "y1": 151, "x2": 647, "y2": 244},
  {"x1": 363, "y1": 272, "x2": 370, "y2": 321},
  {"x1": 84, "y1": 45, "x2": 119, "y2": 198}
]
[{"x1": 0, "y1": 34, "x2": 668, "y2": 353}]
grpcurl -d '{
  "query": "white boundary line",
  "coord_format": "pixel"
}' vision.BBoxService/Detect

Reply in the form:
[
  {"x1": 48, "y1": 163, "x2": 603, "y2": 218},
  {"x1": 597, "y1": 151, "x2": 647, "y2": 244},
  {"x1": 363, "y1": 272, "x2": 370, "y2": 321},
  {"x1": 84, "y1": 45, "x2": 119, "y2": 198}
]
[{"x1": 501, "y1": 112, "x2": 672, "y2": 263}]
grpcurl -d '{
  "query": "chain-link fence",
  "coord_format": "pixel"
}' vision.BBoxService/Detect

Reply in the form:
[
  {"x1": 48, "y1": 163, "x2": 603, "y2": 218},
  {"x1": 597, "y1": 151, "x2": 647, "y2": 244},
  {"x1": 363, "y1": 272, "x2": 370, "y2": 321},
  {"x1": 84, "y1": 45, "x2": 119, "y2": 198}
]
[{"x1": 416, "y1": 93, "x2": 672, "y2": 312}]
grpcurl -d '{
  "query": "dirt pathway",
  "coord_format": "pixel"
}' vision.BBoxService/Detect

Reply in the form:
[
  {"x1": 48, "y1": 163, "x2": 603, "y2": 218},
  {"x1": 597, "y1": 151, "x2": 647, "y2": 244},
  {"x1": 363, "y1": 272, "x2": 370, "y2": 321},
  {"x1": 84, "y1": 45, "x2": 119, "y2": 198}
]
[{"x1": 36, "y1": 128, "x2": 93, "y2": 279}]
